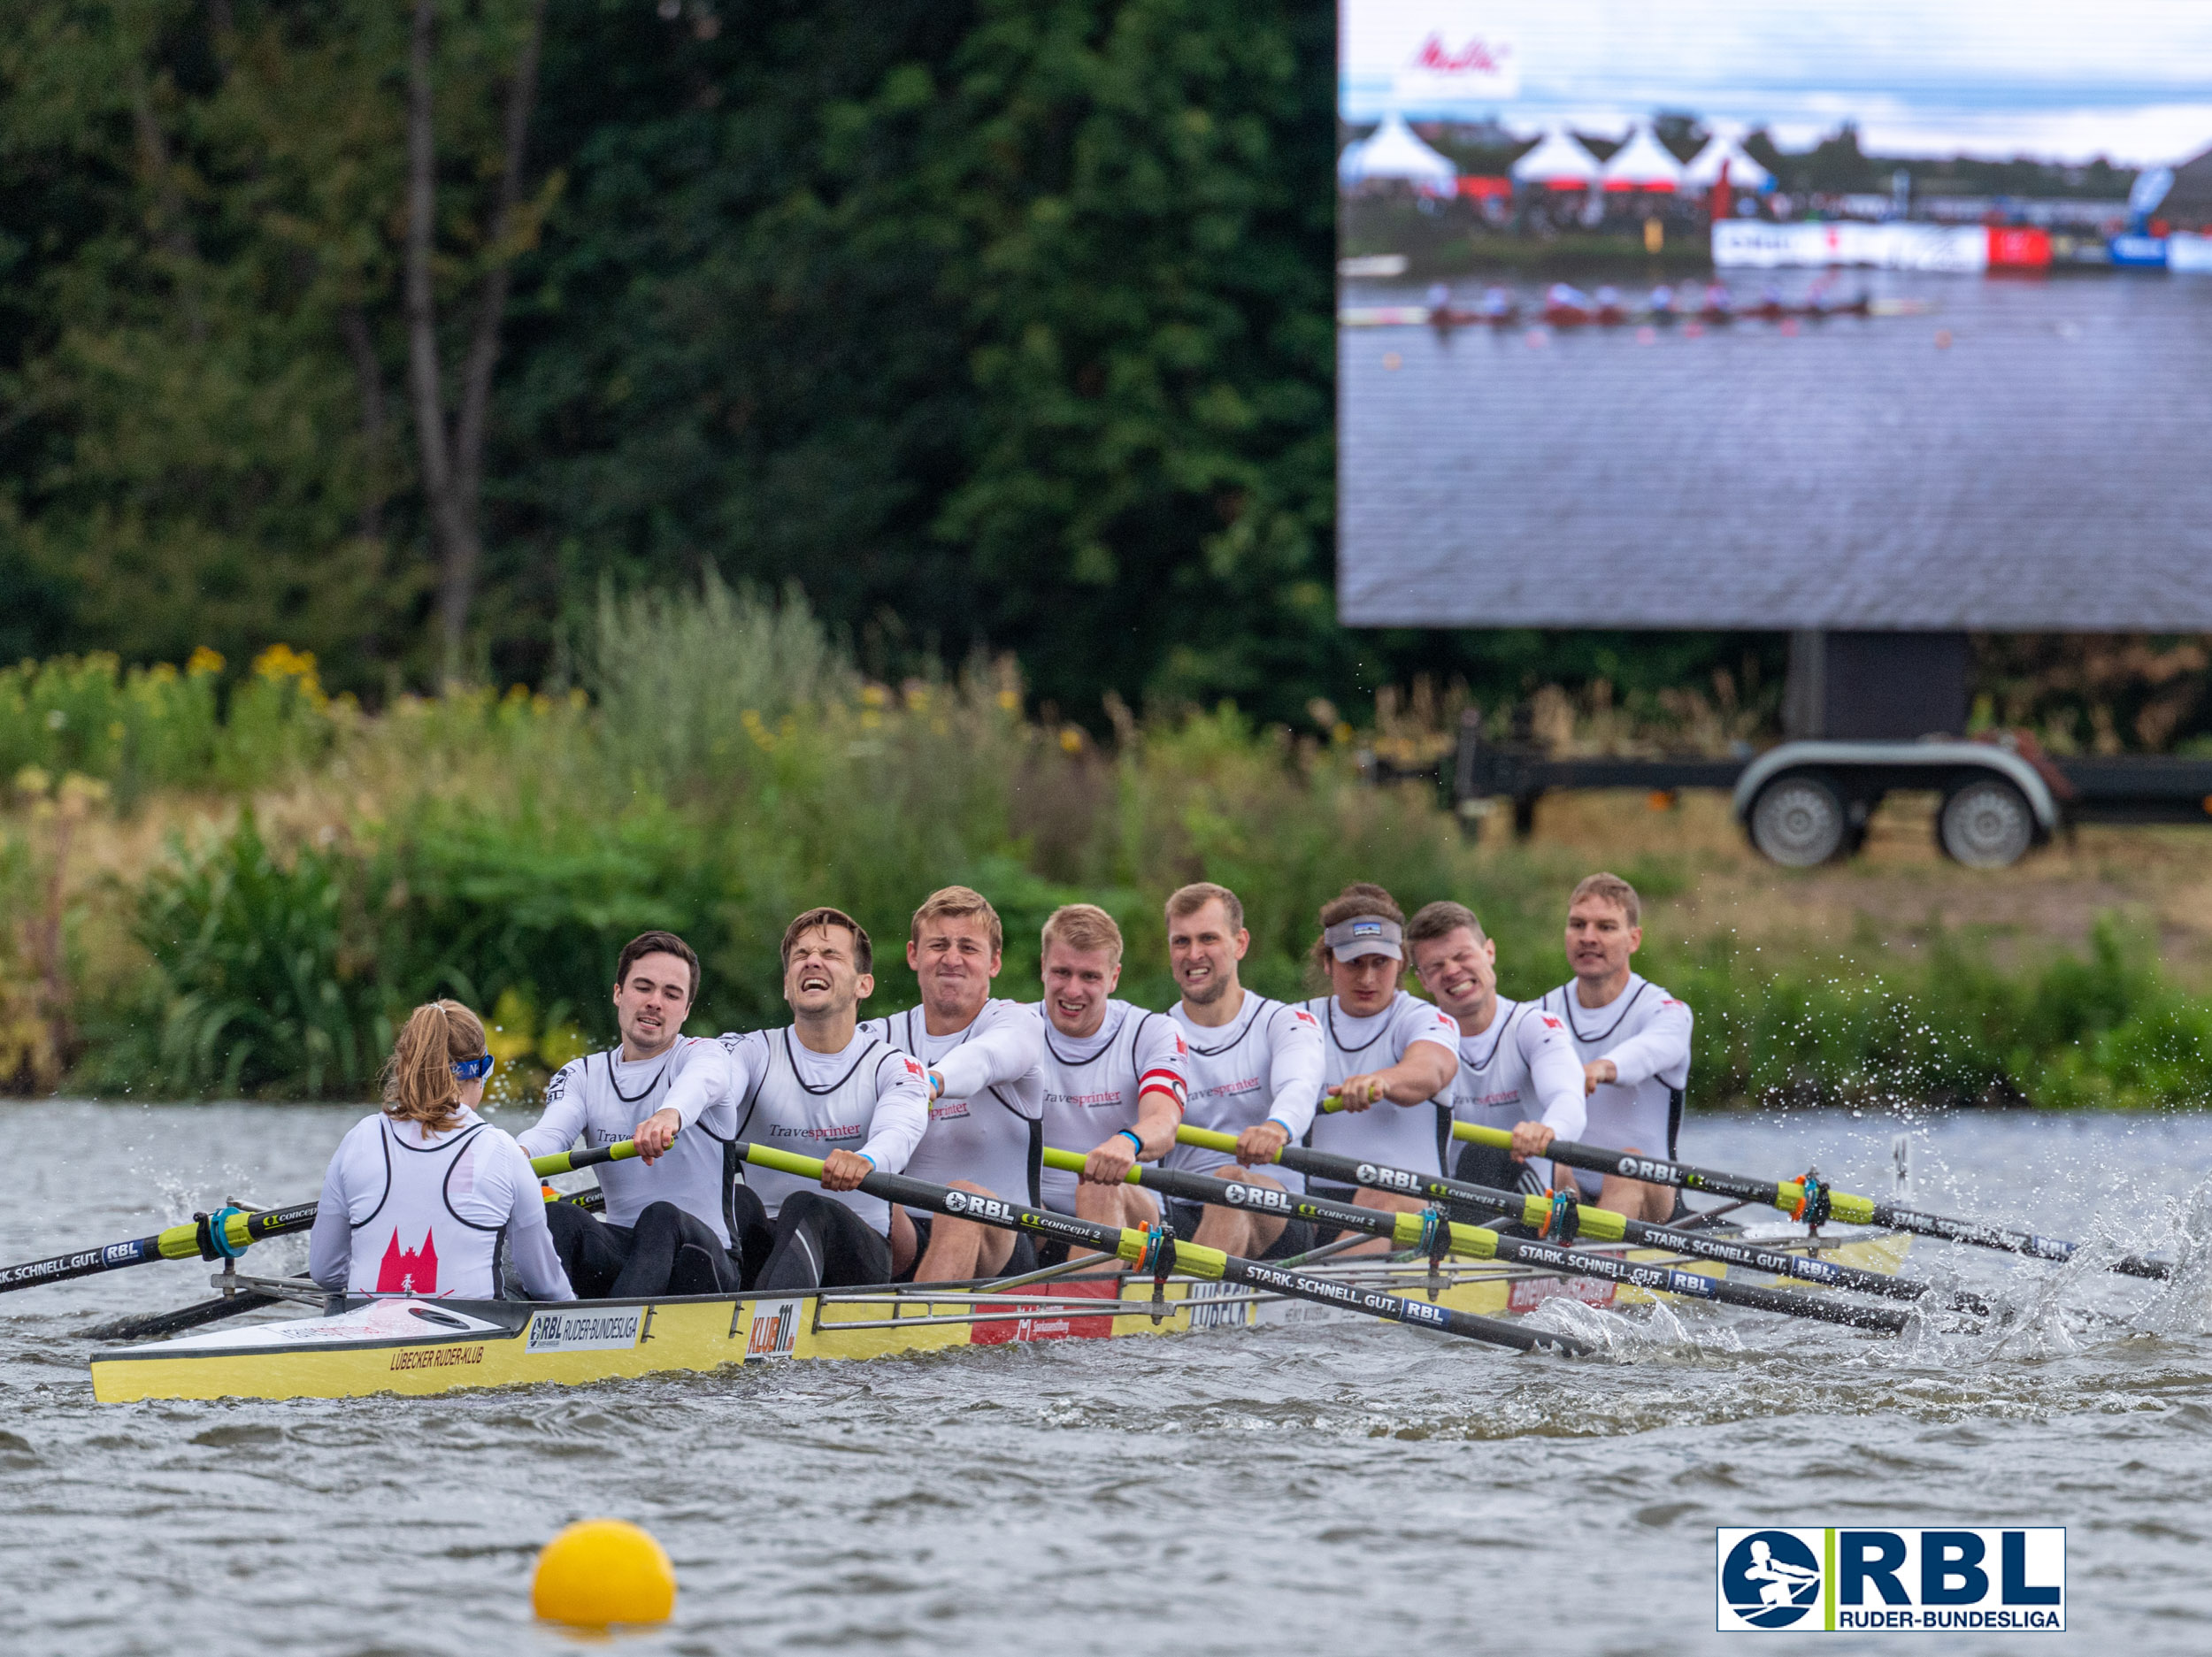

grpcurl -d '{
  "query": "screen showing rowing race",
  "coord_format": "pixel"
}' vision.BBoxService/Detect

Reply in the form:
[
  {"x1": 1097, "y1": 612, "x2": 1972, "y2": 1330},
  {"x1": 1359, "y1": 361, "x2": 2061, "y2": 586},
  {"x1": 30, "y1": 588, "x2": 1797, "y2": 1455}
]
[{"x1": 1337, "y1": 1, "x2": 2212, "y2": 632}]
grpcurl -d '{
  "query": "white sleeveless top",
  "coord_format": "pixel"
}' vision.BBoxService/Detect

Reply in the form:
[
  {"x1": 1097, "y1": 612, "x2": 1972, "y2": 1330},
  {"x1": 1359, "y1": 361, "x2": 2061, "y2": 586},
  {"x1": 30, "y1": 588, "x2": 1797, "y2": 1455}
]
[
  {"x1": 1301, "y1": 991, "x2": 1460, "y2": 1178},
  {"x1": 339, "y1": 1116, "x2": 503, "y2": 1298},
  {"x1": 1033, "y1": 1001, "x2": 1188, "y2": 1212},
  {"x1": 726, "y1": 1026, "x2": 933, "y2": 1236}
]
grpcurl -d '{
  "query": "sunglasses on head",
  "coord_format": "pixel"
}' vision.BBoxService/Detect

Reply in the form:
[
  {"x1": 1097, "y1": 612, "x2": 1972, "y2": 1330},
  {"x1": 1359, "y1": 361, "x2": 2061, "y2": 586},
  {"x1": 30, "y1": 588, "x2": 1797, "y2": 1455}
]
[{"x1": 451, "y1": 1054, "x2": 496, "y2": 1082}]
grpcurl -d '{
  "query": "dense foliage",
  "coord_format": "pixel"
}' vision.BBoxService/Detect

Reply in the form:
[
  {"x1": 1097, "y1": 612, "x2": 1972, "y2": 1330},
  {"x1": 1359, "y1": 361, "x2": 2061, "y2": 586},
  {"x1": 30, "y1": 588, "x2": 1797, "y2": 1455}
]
[
  {"x1": 0, "y1": 0, "x2": 1786, "y2": 732},
  {"x1": 0, "y1": 587, "x2": 2201, "y2": 1109}
]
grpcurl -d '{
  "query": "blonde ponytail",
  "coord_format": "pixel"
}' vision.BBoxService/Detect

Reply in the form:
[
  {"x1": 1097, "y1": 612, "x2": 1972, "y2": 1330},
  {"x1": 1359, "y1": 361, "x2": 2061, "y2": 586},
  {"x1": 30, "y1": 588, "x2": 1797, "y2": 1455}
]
[{"x1": 380, "y1": 1000, "x2": 488, "y2": 1135}]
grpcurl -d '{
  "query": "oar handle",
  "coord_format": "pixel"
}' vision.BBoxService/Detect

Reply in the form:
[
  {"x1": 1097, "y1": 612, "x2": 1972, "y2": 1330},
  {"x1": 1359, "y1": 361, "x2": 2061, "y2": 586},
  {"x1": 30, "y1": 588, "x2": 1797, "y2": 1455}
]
[{"x1": 528, "y1": 1137, "x2": 648, "y2": 1178}]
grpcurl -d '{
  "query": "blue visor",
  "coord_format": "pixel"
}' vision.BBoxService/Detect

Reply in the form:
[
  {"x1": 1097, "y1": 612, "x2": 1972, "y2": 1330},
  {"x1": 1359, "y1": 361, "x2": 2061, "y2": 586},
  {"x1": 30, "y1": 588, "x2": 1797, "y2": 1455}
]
[{"x1": 451, "y1": 1054, "x2": 496, "y2": 1082}]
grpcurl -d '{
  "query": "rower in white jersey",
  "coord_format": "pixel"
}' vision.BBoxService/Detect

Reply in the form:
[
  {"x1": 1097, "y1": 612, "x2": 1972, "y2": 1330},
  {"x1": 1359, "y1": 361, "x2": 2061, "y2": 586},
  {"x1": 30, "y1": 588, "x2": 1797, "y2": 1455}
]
[
  {"x1": 1405, "y1": 900, "x2": 1586, "y2": 1200},
  {"x1": 860, "y1": 886, "x2": 1047, "y2": 1282},
  {"x1": 517, "y1": 931, "x2": 740, "y2": 1299},
  {"x1": 1536, "y1": 871, "x2": 1694, "y2": 1222},
  {"x1": 310, "y1": 1000, "x2": 572, "y2": 1302},
  {"x1": 1299, "y1": 883, "x2": 1459, "y2": 1252},
  {"x1": 1031, "y1": 903, "x2": 1187, "y2": 1257},
  {"x1": 1160, "y1": 881, "x2": 1327, "y2": 1261},
  {"x1": 719, "y1": 907, "x2": 933, "y2": 1291}
]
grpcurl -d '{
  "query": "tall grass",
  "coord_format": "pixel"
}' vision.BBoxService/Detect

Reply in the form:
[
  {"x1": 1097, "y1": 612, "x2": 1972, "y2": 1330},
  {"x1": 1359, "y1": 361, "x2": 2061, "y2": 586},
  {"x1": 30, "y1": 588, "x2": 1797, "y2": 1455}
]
[{"x1": 29, "y1": 585, "x2": 2212, "y2": 1108}]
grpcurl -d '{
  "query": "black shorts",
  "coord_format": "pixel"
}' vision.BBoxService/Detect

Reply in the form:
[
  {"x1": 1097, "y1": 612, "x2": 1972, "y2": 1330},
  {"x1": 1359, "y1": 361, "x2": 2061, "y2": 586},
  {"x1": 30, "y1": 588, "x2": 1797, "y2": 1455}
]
[
  {"x1": 1162, "y1": 1197, "x2": 1317, "y2": 1262},
  {"x1": 730, "y1": 1185, "x2": 892, "y2": 1293},
  {"x1": 898, "y1": 1210, "x2": 1039, "y2": 1283}
]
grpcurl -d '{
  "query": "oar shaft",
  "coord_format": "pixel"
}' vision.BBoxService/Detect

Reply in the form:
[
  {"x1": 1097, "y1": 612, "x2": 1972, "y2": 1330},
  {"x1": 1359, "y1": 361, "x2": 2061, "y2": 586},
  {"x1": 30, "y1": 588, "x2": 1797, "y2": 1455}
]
[
  {"x1": 738, "y1": 1143, "x2": 1581, "y2": 1354},
  {"x1": 0, "y1": 1134, "x2": 645, "y2": 1296},
  {"x1": 1451, "y1": 1121, "x2": 2171, "y2": 1281},
  {"x1": 1088, "y1": 1147, "x2": 1906, "y2": 1330}
]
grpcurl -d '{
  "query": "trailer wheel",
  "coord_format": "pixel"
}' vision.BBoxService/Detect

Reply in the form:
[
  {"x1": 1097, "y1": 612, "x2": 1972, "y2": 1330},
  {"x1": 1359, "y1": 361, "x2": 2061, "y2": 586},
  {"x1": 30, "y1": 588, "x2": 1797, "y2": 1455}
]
[
  {"x1": 1937, "y1": 777, "x2": 2035, "y2": 868},
  {"x1": 1748, "y1": 772, "x2": 1847, "y2": 866}
]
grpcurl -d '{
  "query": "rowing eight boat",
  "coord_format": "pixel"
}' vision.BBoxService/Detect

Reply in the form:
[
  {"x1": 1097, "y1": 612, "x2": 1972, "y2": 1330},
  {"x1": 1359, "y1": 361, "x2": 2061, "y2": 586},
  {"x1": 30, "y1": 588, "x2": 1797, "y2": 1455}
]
[{"x1": 88, "y1": 1226, "x2": 1909, "y2": 1403}]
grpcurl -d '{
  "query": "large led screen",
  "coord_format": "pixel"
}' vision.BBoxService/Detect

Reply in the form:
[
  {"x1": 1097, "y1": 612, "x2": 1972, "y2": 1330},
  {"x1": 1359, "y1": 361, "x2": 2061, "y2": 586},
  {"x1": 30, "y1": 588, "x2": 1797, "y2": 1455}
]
[{"x1": 1337, "y1": 2, "x2": 2212, "y2": 630}]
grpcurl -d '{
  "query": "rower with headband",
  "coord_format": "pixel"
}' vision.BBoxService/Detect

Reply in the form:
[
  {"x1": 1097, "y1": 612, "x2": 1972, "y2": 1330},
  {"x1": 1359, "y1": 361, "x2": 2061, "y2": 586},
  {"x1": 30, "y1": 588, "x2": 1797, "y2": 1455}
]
[
  {"x1": 1299, "y1": 884, "x2": 1461, "y2": 1254},
  {"x1": 307, "y1": 998, "x2": 574, "y2": 1303}
]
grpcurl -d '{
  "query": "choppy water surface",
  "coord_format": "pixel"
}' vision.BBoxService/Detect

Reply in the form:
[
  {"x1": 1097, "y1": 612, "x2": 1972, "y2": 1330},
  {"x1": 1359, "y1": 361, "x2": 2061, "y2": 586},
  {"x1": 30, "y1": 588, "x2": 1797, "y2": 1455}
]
[{"x1": 4, "y1": 1101, "x2": 2211, "y2": 1656}]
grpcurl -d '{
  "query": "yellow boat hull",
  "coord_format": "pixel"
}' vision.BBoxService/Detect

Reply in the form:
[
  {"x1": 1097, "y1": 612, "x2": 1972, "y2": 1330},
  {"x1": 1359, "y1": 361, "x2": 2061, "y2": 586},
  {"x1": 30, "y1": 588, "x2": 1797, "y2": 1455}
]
[{"x1": 88, "y1": 1231, "x2": 1911, "y2": 1404}]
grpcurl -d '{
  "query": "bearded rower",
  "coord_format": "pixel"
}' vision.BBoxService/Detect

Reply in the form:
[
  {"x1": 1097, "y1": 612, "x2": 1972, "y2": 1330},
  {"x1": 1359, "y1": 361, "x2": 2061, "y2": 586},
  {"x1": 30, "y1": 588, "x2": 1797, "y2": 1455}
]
[
  {"x1": 720, "y1": 908, "x2": 932, "y2": 1291},
  {"x1": 518, "y1": 931, "x2": 740, "y2": 1298},
  {"x1": 1405, "y1": 900, "x2": 1585, "y2": 1199},
  {"x1": 1159, "y1": 882, "x2": 1325, "y2": 1260},
  {"x1": 1537, "y1": 872, "x2": 1694, "y2": 1222},
  {"x1": 1301, "y1": 884, "x2": 1459, "y2": 1250},
  {"x1": 1033, "y1": 903, "x2": 1187, "y2": 1257},
  {"x1": 862, "y1": 886, "x2": 1047, "y2": 1282}
]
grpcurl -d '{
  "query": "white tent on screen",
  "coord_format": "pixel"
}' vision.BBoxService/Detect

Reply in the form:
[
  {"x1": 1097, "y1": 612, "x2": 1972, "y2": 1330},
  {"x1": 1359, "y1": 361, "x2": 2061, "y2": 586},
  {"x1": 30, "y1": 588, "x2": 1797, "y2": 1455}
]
[
  {"x1": 1510, "y1": 127, "x2": 1601, "y2": 190},
  {"x1": 1601, "y1": 125, "x2": 1685, "y2": 192},
  {"x1": 1339, "y1": 113, "x2": 1457, "y2": 195},
  {"x1": 1683, "y1": 129, "x2": 1773, "y2": 193}
]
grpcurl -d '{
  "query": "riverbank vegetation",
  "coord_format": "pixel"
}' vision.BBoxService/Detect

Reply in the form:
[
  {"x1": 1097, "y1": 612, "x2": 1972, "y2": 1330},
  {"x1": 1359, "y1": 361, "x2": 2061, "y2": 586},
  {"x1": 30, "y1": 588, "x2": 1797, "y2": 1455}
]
[{"x1": 0, "y1": 585, "x2": 2206, "y2": 1111}]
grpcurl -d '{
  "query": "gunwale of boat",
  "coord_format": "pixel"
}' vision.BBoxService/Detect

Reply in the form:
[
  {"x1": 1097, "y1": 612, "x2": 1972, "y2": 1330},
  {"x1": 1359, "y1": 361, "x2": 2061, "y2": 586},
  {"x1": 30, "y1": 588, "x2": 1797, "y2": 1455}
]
[{"x1": 86, "y1": 1226, "x2": 1912, "y2": 1404}]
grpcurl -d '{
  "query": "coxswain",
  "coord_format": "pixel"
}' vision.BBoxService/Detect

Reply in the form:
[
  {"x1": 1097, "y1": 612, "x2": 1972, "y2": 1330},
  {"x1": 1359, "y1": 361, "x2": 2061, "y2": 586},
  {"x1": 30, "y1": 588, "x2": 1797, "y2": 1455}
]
[
  {"x1": 1405, "y1": 900, "x2": 1585, "y2": 1199},
  {"x1": 1536, "y1": 873, "x2": 1694, "y2": 1222},
  {"x1": 1301, "y1": 883, "x2": 1459, "y2": 1251},
  {"x1": 861, "y1": 887, "x2": 1046, "y2": 1282},
  {"x1": 517, "y1": 931, "x2": 739, "y2": 1297},
  {"x1": 1159, "y1": 882, "x2": 1325, "y2": 1259},
  {"x1": 1033, "y1": 903, "x2": 1188, "y2": 1256},
  {"x1": 718, "y1": 908, "x2": 932, "y2": 1291},
  {"x1": 309, "y1": 1000, "x2": 572, "y2": 1302}
]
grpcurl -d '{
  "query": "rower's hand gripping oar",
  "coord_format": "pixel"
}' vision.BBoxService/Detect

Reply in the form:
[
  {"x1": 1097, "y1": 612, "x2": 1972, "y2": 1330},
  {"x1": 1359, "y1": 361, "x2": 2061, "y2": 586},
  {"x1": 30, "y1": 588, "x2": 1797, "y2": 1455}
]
[
  {"x1": 1077, "y1": 1145, "x2": 1910, "y2": 1332},
  {"x1": 1296, "y1": 1110, "x2": 1977, "y2": 1312},
  {"x1": 0, "y1": 1136, "x2": 657, "y2": 1296},
  {"x1": 1443, "y1": 1116, "x2": 2173, "y2": 1282},
  {"x1": 734, "y1": 1142, "x2": 1587, "y2": 1356}
]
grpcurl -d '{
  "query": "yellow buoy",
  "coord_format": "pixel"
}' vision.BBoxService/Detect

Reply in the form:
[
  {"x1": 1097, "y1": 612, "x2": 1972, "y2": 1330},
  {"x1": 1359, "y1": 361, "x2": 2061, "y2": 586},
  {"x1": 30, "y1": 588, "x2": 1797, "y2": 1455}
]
[{"x1": 531, "y1": 1518, "x2": 677, "y2": 1627}]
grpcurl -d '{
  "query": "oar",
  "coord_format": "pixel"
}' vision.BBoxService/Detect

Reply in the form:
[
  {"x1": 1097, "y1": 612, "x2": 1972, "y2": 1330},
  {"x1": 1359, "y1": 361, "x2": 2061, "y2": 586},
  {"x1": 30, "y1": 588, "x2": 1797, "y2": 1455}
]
[
  {"x1": 0, "y1": 1137, "x2": 653, "y2": 1296},
  {"x1": 1070, "y1": 1146, "x2": 1909, "y2": 1332},
  {"x1": 734, "y1": 1143, "x2": 1587, "y2": 1356},
  {"x1": 1265, "y1": 1118, "x2": 1973, "y2": 1311},
  {"x1": 1447, "y1": 1118, "x2": 2174, "y2": 1282}
]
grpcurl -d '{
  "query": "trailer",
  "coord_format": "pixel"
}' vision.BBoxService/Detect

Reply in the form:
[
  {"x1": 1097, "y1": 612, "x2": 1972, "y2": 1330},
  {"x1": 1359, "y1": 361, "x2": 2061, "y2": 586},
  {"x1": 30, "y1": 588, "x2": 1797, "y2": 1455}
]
[{"x1": 1442, "y1": 710, "x2": 2212, "y2": 869}]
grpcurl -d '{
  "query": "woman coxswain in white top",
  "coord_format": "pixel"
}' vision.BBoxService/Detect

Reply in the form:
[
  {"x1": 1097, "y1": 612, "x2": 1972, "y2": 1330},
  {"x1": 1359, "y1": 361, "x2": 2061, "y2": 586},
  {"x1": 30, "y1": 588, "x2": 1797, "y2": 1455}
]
[
  {"x1": 308, "y1": 1000, "x2": 572, "y2": 1302},
  {"x1": 1296, "y1": 886, "x2": 1458, "y2": 1256}
]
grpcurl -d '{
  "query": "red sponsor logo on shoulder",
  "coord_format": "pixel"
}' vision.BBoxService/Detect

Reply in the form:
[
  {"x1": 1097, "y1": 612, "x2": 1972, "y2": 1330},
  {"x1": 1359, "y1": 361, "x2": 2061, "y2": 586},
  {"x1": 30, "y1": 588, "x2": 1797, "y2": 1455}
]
[
  {"x1": 1540, "y1": 1016, "x2": 1563, "y2": 1030},
  {"x1": 1174, "y1": 1033, "x2": 1187, "y2": 1055},
  {"x1": 1294, "y1": 1009, "x2": 1319, "y2": 1025},
  {"x1": 902, "y1": 1057, "x2": 926, "y2": 1078}
]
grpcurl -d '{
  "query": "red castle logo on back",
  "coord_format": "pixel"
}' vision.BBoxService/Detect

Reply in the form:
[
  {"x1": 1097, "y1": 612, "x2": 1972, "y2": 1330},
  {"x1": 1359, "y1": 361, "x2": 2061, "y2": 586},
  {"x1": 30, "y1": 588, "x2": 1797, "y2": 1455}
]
[{"x1": 376, "y1": 1229, "x2": 438, "y2": 1295}]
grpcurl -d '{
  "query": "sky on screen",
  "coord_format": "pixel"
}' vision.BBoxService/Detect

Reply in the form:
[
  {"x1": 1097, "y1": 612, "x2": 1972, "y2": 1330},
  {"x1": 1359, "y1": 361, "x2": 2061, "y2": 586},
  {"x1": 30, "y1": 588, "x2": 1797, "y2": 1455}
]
[{"x1": 1341, "y1": 0, "x2": 2212, "y2": 165}]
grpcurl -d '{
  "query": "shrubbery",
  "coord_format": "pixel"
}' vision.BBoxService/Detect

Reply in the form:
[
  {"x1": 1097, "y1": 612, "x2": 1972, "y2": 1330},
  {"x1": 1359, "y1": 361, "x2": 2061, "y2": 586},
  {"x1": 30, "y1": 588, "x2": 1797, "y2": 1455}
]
[{"x1": 9, "y1": 583, "x2": 2210, "y2": 1109}]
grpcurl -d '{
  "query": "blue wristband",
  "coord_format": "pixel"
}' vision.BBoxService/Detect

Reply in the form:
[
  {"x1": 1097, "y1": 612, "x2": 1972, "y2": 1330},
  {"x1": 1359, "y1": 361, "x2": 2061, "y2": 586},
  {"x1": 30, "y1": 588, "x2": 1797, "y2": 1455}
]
[{"x1": 1116, "y1": 1128, "x2": 1143, "y2": 1155}]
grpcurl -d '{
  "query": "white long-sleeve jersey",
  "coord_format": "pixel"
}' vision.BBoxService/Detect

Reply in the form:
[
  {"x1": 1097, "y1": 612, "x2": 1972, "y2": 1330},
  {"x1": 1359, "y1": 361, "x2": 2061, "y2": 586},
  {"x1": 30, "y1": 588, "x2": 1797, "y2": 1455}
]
[
  {"x1": 1302, "y1": 990, "x2": 1461, "y2": 1178},
  {"x1": 309, "y1": 1106, "x2": 573, "y2": 1300},
  {"x1": 1164, "y1": 993, "x2": 1325, "y2": 1193},
  {"x1": 861, "y1": 1000, "x2": 1046, "y2": 1206},
  {"x1": 719, "y1": 1024, "x2": 933, "y2": 1236},
  {"x1": 1447, "y1": 997, "x2": 1587, "y2": 1188},
  {"x1": 1032, "y1": 1000, "x2": 1188, "y2": 1212},
  {"x1": 516, "y1": 1037, "x2": 740, "y2": 1244},
  {"x1": 1537, "y1": 974, "x2": 1693, "y2": 1195}
]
